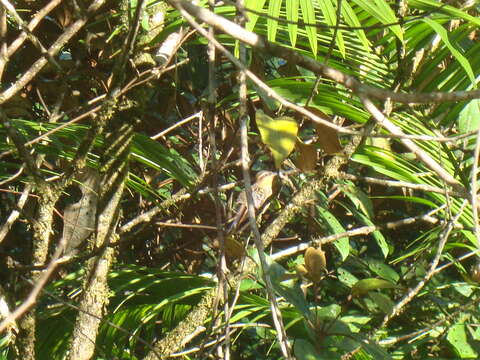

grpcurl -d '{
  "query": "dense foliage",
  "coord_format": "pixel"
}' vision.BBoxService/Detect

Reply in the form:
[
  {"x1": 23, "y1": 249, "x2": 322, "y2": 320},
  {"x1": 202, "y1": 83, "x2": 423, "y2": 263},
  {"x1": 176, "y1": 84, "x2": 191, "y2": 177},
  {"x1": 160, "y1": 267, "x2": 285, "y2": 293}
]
[{"x1": 0, "y1": 0, "x2": 480, "y2": 359}]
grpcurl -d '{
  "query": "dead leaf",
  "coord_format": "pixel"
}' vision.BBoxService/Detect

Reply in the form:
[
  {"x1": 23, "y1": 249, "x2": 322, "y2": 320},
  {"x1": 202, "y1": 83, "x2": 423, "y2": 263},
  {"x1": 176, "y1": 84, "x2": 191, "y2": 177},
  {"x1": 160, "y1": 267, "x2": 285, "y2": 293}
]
[
  {"x1": 225, "y1": 236, "x2": 245, "y2": 258},
  {"x1": 306, "y1": 106, "x2": 342, "y2": 155},
  {"x1": 295, "y1": 139, "x2": 317, "y2": 172}
]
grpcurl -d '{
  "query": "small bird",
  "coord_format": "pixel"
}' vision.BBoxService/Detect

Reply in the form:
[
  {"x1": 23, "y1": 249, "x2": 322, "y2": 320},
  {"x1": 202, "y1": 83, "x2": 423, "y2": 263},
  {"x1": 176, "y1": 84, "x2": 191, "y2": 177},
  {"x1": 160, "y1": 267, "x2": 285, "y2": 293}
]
[{"x1": 226, "y1": 171, "x2": 278, "y2": 234}]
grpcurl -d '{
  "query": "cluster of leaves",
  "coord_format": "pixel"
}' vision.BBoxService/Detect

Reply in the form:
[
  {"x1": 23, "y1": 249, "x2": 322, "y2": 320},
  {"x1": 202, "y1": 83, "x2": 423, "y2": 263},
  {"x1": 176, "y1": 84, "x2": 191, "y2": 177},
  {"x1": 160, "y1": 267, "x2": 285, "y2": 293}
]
[{"x1": 1, "y1": 0, "x2": 480, "y2": 359}]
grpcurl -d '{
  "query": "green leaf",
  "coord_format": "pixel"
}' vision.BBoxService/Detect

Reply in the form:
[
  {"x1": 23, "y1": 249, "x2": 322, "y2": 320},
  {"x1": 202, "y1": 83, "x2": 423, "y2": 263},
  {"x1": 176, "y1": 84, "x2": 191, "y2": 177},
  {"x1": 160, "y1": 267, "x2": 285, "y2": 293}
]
[
  {"x1": 294, "y1": 339, "x2": 323, "y2": 360},
  {"x1": 351, "y1": 0, "x2": 403, "y2": 42},
  {"x1": 267, "y1": 0, "x2": 282, "y2": 42},
  {"x1": 458, "y1": 99, "x2": 480, "y2": 134},
  {"x1": 340, "y1": 182, "x2": 374, "y2": 219},
  {"x1": 340, "y1": 1, "x2": 371, "y2": 51},
  {"x1": 316, "y1": 205, "x2": 350, "y2": 261},
  {"x1": 409, "y1": 0, "x2": 480, "y2": 27},
  {"x1": 286, "y1": 0, "x2": 299, "y2": 47},
  {"x1": 352, "y1": 278, "x2": 400, "y2": 297},
  {"x1": 299, "y1": 0, "x2": 317, "y2": 56},
  {"x1": 423, "y1": 18, "x2": 475, "y2": 85},
  {"x1": 256, "y1": 110, "x2": 299, "y2": 168},
  {"x1": 317, "y1": 0, "x2": 345, "y2": 58},
  {"x1": 245, "y1": 0, "x2": 267, "y2": 32},
  {"x1": 337, "y1": 267, "x2": 359, "y2": 288},
  {"x1": 447, "y1": 323, "x2": 478, "y2": 358},
  {"x1": 366, "y1": 258, "x2": 399, "y2": 283},
  {"x1": 368, "y1": 292, "x2": 394, "y2": 314}
]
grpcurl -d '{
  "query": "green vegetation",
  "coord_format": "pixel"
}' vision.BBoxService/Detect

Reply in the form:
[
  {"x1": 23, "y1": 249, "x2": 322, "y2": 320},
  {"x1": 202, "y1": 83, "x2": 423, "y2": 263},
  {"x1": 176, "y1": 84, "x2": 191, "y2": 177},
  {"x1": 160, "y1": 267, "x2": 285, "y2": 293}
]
[{"x1": 0, "y1": 0, "x2": 479, "y2": 359}]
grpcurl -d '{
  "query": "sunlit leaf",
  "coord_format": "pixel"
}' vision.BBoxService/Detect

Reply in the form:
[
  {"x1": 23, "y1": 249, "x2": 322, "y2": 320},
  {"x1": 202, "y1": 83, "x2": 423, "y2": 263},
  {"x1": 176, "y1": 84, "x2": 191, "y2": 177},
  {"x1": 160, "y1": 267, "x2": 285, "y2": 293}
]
[
  {"x1": 458, "y1": 99, "x2": 480, "y2": 133},
  {"x1": 423, "y1": 18, "x2": 475, "y2": 84},
  {"x1": 267, "y1": 0, "x2": 282, "y2": 42},
  {"x1": 286, "y1": 0, "x2": 299, "y2": 47},
  {"x1": 256, "y1": 109, "x2": 299, "y2": 168},
  {"x1": 245, "y1": 0, "x2": 267, "y2": 32},
  {"x1": 447, "y1": 323, "x2": 478, "y2": 358},
  {"x1": 299, "y1": 0, "x2": 317, "y2": 56},
  {"x1": 352, "y1": 278, "x2": 400, "y2": 297}
]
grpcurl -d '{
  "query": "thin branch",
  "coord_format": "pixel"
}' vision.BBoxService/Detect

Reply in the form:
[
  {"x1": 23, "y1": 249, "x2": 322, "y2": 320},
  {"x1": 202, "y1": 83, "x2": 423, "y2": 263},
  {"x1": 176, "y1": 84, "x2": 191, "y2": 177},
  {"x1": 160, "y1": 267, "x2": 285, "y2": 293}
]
[
  {"x1": 0, "y1": 4, "x2": 7, "y2": 79},
  {"x1": 380, "y1": 200, "x2": 468, "y2": 328},
  {"x1": 338, "y1": 172, "x2": 467, "y2": 197},
  {"x1": 6, "y1": 0, "x2": 62, "y2": 59},
  {"x1": 0, "y1": 210, "x2": 70, "y2": 333},
  {"x1": 0, "y1": 0, "x2": 107, "y2": 105},
  {"x1": 360, "y1": 95, "x2": 464, "y2": 192},
  {"x1": 0, "y1": 0, "x2": 63, "y2": 71},
  {"x1": 151, "y1": 111, "x2": 202, "y2": 140},
  {"x1": 169, "y1": 0, "x2": 480, "y2": 104},
  {"x1": 470, "y1": 126, "x2": 480, "y2": 248},
  {"x1": 272, "y1": 205, "x2": 446, "y2": 261},
  {"x1": 0, "y1": 183, "x2": 31, "y2": 244},
  {"x1": 231, "y1": 1, "x2": 292, "y2": 356}
]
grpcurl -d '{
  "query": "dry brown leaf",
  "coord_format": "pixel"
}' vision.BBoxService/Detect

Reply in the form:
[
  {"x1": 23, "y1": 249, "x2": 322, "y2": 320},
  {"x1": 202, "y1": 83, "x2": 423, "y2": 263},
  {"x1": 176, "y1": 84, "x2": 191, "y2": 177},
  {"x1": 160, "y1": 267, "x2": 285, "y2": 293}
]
[
  {"x1": 225, "y1": 236, "x2": 245, "y2": 258},
  {"x1": 306, "y1": 106, "x2": 342, "y2": 155},
  {"x1": 295, "y1": 139, "x2": 318, "y2": 172}
]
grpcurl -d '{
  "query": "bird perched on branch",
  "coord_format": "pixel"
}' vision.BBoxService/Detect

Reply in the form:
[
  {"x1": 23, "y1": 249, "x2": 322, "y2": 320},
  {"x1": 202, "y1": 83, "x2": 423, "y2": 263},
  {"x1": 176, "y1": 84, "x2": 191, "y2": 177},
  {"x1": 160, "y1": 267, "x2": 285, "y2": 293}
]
[{"x1": 226, "y1": 170, "x2": 278, "y2": 234}]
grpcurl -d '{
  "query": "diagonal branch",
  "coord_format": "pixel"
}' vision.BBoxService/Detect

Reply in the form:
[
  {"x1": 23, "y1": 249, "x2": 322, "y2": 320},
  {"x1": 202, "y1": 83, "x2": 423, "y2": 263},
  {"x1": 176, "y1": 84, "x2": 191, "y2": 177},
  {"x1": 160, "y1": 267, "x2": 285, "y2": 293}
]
[{"x1": 169, "y1": 0, "x2": 480, "y2": 104}]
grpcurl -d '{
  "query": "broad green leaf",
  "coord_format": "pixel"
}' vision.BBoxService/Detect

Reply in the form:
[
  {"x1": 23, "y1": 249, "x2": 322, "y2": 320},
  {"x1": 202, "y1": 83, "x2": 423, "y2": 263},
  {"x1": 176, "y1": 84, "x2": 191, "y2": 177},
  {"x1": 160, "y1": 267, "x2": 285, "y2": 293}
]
[
  {"x1": 256, "y1": 110, "x2": 299, "y2": 168},
  {"x1": 294, "y1": 339, "x2": 323, "y2": 360},
  {"x1": 299, "y1": 0, "x2": 317, "y2": 56},
  {"x1": 423, "y1": 18, "x2": 475, "y2": 85},
  {"x1": 447, "y1": 323, "x2": 478, "y2": 358},
  {"x1": 352, "y1": 278, "x2": 400, "y2": 297},
  {"x1": 458, "y1": 99, "x2": 480, "y2": 133},
  {"x1": 286, "y1": 0, "x2": 299, "y2": 47},
  {"x1": 366, "y1": 258, "x2": 399, "y2": 283},
  {"x1": 338, "y1": 200, "x2": 390, "y2": 258},
  {"x1": 340, "y1": 182, "x2": 374, "y2": 219},
  {"x1": 316, "y1": 205, "x2": 350, "y2": 260},
  {"x1": 337, "y1": 267, "x2": 359, "y2": 288},
  {"x1": 368, "y1": 292, "x2": 394, "y2": 314},
  {"x1": 267, "y1": 0, "x2": 282, "y2": 42}
]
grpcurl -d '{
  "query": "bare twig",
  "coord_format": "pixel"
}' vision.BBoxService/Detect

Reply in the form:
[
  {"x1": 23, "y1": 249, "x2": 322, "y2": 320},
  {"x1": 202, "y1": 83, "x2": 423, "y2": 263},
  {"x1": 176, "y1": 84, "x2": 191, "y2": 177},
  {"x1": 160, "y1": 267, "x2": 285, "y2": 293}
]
[
  {"x1": 228, "y1": 3, "x2": 293, "y2": 355},
  {"x1": 272, "y1": 205, "x2": 446, "y2": 260},
  {"x1": 380, "y1": 200, "x2": 468, "y2": 328},
  {"x1": 151, "y1": 111, "x2": 202, "y2": 139},
  {"x1": 338, "y1": 172, "x2": 467, "y2": 197},
  {"x1": 0, "y1": 183, "x2": 31, "y2": 244},
  {"x1": 470, "y1": 126, "x2": 480, "y2": 248},
  {"x1": 169, "y1": 0, "x2": 480, "y2": 104},
  {"x1": 0, "y1": 0, "x2": 62, "y2": 71},
  {"x1": 0, "y1": 0, "x2": 107, "y2": 105},
  {"x1": 360, "y1": 95, "x2": 463, "y2": 191},
  {"x1": 6, "y1": 0, "x2": 62, "y2": 59}
]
